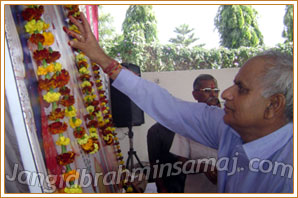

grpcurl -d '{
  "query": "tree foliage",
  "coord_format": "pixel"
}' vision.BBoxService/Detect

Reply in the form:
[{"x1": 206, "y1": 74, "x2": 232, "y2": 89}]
[
  {"x1": 98, "y1": 6, "x2": 115, "y2": 40},
  {"x1": 282, "y1": 5, "x2": 293, "y2": 42},
  {"x1": 107, "y1": 42, "x2": 292, "y2": 72},
  {"x1": 169, "y1": 24, "x2": 204, "y2": 48},
  {"x1": 101, "y1": 5, "x2": 292, "y2": 72},
  {"x1": 122, "y1": 5, "x2": 158, "y2": 43},
  {"x1": 97, "y1": 6, "x2": 119, "y2": 53},
  {"x1": 116, "y1": 5, "x2": 158, "y2": 64},
  {"x1": 214, "y1": 5, "x2": 264, "y2": 49}
]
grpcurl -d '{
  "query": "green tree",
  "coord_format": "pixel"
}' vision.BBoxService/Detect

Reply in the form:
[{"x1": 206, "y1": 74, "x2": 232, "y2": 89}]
[
  {"x1": 169, "y1": 24, "x2": 204, "y2": 48},
  {"x1": 98, "y1": 6, "x2": 116, "y2": 42},
  {"x1": 122, "y1": 5, "x2": 158, "y2": 43},
  {"x1": 97, "y1": 5, "x2": 124, "y2": 57},
  {"x1": 214, "y1": 5, "x2": 264, "y2": 49},
  {"x1": 282, "y1": 5, "x2": 293, "y2": 42},
  {"x1": 120, "y1": 5, "x2": 158, "y2": 65}
]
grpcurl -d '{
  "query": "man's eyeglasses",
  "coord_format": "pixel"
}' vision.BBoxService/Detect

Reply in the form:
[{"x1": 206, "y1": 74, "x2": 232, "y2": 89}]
[{"x1": 196, "y1": 88, "x2": 220, "y2": 93}]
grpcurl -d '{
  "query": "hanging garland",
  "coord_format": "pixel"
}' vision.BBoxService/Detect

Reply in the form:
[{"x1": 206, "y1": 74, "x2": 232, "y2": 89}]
[
  {"x1": 21, "y1": 4, "x2": 132, "y2": 193},
  {"x1": 22, "y1": 5, "x2": 86, "y2": 193},
  {"x1": 63, "y1": 4, "x2": 124, "y2": 160},
  {"x1": 63, "y1": 5, "x2": 131, "y2": 191}
]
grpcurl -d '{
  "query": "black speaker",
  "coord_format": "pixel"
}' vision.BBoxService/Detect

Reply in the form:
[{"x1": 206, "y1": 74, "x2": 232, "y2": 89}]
[{"x1": 110, "y1": 63, "x2": 145, "y2": 127}]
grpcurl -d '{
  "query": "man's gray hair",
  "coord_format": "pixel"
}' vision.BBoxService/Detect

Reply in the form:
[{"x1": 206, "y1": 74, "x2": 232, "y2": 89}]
[
  {"x1": 256, "y1": 50, "x2": 293, "y2": 122},
  {"x1": 193, "y1": 74, "x2": 217, "y2": 89}
]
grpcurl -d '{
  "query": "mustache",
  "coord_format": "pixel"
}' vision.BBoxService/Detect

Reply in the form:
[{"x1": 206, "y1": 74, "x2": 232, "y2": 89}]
[{"x1": 206, "y1": 97, "x2": 220, "y2": 106}]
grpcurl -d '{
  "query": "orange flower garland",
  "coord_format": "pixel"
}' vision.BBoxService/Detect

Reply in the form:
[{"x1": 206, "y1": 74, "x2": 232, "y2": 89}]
[
  {"x1": 48, "y1": 108, "x2": 65, "y2": 120},
  {"x1": 64, "y1": 5, "x2": 130, "y2": 192},
  {"x1": 91, "y1": 64, "x2": 125, "y2": 164},
  {"x1": 22, "y1": 5, "x2": 83, "y2": 193},
  {"x1": 63, "y1": 6, "x2": 102, "y2": 155}
]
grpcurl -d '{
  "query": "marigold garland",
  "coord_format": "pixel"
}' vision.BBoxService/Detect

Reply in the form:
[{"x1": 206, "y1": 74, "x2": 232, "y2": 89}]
[
  {"x1": 42, "y1": 32, "x2": 55, "y2": 46},
  {"x1": 21, "y1": 5, "x2": 89, "y2": 193},
  {"x1": 63, "y1": 5, "x2": 131, "y2": 192},
  {"x1": 64, "y1": 184, "x2": 83, "y2": 193},
  {"x1": 63, "y1": 169, "x2": 80, "y2": 182},
  {"x1": 56, "y1": 136, "x2": 71, "y2": 146},
  {"x1": 29, "y1": 33, "x2": 44, "y2": 44},
  {"x1": 63, "y1": 6, "x2": 102, "y2": 156},
  {"x1": 48, "y1": 108, "x2": 65, "y2": 120},
  {"x1": 22, "y1": 5, "x2": 44, "y2": 21},
  {"x1": 56, "y1": 151, "x2": 76, "y2": 166},
  {"x1": 73, "y1": 127, "x2": 86, "y2": 139},
  {"x1": 48, "y1": 121, "x2": 68, "y2": 134}
]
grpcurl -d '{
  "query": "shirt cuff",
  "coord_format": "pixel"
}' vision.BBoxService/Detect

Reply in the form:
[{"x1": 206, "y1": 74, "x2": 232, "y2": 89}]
[{"x1": 112, "y1": 68, "x2": 140, "y2": 94}]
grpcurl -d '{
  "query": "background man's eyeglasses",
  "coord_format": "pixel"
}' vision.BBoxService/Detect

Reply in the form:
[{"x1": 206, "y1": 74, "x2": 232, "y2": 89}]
[{"x1": 197, "y1": 88, "x2": 220, "y2": 93}]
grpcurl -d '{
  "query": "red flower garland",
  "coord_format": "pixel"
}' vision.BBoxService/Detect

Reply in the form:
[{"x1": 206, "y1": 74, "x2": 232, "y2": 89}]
[
  {"x1": 22, "y1": 6, "x2": 44, "y2": 21},
  {"x1": 48, "y1": 121, "x2": 68, "y2": 134},
  {"x1": 29, "y1": 33, "x2": 45, "y2": 44},
  {"x1": 48, "y1": 108, "x2": 65, "y2": 120},
  {"x1": 56, "y1": 151, "x2": 76, "y2": 166}
]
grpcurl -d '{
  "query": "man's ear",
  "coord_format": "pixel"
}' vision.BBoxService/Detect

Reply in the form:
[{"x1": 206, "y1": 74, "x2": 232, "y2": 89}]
[
  {"x1": 264, "y1": 93, "x2": 286, "y2": 119},
  {"x1": 192, "y1": 90, "x2": 199, "y2": 101}
]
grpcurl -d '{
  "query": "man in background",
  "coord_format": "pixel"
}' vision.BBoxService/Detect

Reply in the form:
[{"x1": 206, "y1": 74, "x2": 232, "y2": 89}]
[{"x1": 147, "y1": 74, "x2": 220, "y2": 193}]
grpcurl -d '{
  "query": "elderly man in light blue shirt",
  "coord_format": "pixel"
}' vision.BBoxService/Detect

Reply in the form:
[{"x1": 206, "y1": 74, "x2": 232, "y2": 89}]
[{"x1": 65, "y1": 13, "x2": 293, "y2": 193}]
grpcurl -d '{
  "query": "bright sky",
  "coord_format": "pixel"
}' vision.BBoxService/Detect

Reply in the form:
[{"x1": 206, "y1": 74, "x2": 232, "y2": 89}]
[{"x1": 102, "y1": 4, "x2": 286, "y2": 49}]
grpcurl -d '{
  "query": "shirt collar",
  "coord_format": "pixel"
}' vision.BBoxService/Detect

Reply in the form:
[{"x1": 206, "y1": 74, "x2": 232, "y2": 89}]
[{"x1": 242, "y1": 122, "x2": 293, "y2": 160}]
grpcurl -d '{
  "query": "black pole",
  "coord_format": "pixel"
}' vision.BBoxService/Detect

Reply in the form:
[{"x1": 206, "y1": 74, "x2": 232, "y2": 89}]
[{"x1": 126, "y1": 124, "x2": 144, "y2": 171}]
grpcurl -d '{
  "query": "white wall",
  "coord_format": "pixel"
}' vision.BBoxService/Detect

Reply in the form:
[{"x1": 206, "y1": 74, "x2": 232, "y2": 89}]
[{"x1": 116, "y1": 68, "x2": 240, "y2": 165}]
